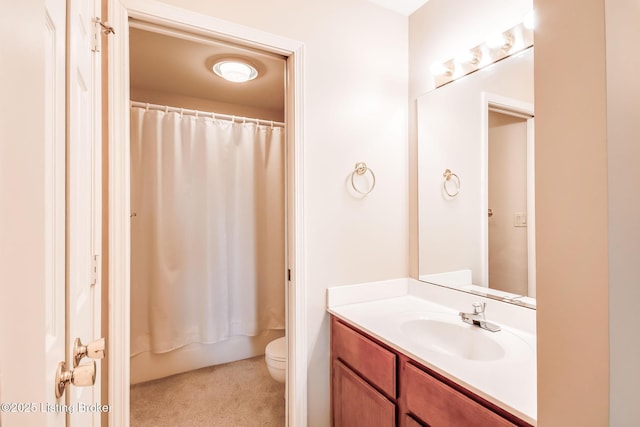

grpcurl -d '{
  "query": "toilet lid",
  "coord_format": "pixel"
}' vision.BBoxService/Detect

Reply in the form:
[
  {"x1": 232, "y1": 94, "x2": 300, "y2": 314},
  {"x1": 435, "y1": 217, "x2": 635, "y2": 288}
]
[{"x1": 266, "y1": 337, "x2": 286, "y2": 361}]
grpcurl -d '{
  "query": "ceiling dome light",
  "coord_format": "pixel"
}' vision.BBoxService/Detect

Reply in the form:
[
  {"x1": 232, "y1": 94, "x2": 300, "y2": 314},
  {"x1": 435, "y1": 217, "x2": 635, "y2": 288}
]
[{"x1": 212, "y1": 60, "x2": 258, "y2": 83}]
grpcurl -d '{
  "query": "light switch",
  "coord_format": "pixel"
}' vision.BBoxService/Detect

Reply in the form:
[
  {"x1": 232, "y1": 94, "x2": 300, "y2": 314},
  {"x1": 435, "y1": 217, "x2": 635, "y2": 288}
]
[{"x1": 514, "y1": 212, "x2": 527, "y2": 227}]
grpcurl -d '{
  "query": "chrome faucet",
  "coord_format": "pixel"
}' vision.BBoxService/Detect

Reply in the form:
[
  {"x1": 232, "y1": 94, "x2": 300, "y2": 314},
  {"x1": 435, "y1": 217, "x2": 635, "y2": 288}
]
[{"x1": 459, "y1": 302, "x2": 501, "y2": 332}]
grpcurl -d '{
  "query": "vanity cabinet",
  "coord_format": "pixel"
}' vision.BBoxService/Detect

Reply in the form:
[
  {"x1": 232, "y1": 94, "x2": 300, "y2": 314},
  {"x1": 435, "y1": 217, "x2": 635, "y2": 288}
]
[
  {"x1": 330, "y1": 316, "x2": 532, "y2": 427},
  {"x1": 331, "y1": 317, "x2": 397, "y2": 427}
]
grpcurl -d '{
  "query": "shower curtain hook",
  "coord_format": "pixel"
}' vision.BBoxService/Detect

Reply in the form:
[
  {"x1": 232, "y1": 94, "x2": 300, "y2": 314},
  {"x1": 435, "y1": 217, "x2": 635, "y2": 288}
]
[
  {"x1": 270, "y1": 120, "x2": 274, "y2": 129},
  {"x1": 165, "y1": 105, "x2": 169, "y2": 114},
  {"x1": 180, "y1": 108, "x2": 184, "y2": 117},
  {"x1": 145, "y1": 102, "x2": 149, "y2": 111}
]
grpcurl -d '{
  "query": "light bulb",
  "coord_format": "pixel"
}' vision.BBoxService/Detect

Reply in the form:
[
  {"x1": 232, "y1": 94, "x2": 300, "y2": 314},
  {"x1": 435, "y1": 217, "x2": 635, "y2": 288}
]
[
  {"x1": 455, "y1": 50, "x2": 473, "y2": 64},
  {"x1": 455, "y1": 49, "x2": 481, "y2": 65},
  {"x1": 430, "y1": 61, "x2": 452, "y2": 76},
  {"x1": 523, "y1": 10, "x2": 535, "y2": 30},
  {"x1": 485, "y1": 32, "x2": 507, "y2": 49}
]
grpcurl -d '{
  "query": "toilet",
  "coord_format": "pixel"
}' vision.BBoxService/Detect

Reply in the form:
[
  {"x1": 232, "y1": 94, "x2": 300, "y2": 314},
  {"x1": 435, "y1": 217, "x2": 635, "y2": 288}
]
[{"x1": 265, "y1": 336, "x2": 286, "y2": 383}]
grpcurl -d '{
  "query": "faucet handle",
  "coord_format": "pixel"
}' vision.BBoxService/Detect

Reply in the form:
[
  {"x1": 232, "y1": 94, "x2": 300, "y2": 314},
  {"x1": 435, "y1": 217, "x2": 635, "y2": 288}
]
[{"x1": 472, "y1": 302, "x2": 486, "y2": 314}]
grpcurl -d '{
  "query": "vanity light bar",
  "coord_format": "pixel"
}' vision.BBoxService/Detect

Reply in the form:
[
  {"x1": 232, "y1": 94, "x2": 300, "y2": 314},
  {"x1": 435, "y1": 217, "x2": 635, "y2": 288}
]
[{"x1": 431, "y1": 18, "x2": 534, "y2": 88}]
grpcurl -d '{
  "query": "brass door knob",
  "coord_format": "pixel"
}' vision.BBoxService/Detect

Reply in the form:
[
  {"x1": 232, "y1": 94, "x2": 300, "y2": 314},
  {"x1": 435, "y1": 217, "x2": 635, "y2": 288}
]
[
  {"x1": 73, "y1": 337, "x2": 106, "y2": 367},
  {"x1": 55, "y1": 360, "x2": 96, "y2": 398}
]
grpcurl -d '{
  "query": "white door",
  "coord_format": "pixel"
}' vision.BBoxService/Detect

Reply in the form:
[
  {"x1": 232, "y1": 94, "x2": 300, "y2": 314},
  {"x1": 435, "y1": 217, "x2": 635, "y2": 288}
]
[
  {"x1": 0, "y1": 1, "x2": 101, "y2": 425},
  {"x1": 44, "y1": 0, "x2": 68, "y2": 425},
  {"x1": 66, "y1": 0, "x2": 104, "y2": 425}
]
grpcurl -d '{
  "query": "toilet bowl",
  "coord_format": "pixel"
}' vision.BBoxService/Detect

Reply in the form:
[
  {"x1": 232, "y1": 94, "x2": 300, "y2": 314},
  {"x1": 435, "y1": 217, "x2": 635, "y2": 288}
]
[{"x1": 265, "y1": 336, "x2": 286, "y2": 383}]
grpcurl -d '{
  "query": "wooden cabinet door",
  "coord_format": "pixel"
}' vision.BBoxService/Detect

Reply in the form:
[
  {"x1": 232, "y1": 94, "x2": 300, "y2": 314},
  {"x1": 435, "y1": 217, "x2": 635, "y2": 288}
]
[
  {"x1": 333, "y1": 360, "x2": 396, "y2": 427},
  {"x1": 404, "y1": 363, "x2": 516, "y2": 427}
]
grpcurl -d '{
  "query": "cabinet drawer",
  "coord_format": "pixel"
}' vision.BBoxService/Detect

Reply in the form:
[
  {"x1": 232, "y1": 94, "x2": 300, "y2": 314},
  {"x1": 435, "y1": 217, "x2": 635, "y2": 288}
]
[
  {"x1": 404, "y1": 363, "x2": 516, "y2": 427},
  {"x1": 333, "y1": 360, "x2": 396, "y2": 427},
  {"x1": 332, "y1": 317, "x2": 396, "y2": 398}
]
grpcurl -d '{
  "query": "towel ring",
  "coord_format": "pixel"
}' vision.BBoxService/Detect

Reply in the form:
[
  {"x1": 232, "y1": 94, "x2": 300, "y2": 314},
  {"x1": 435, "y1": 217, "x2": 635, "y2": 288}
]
[
  {"x1": 443, "y1": 168, "x2": 460, "y2": 197},
  {"x1": 351, "y1": 162, "x2": 376, "y2": 195}
]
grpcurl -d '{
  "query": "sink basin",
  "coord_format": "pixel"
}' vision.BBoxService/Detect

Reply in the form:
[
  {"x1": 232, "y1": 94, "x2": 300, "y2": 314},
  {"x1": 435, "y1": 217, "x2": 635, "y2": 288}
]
[{"x1": 400, "y1": 317, "x2": 506, "y2": 361}]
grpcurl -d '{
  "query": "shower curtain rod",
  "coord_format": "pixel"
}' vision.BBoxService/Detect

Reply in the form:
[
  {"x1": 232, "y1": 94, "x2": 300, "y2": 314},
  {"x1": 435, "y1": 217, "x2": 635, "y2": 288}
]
[{"x1": 130, "y1": 101, "x2": 285, "y2": 128}]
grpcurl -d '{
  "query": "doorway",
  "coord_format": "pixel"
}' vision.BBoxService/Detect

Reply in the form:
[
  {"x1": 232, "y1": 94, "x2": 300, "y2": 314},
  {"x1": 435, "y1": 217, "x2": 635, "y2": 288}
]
[
  {"x1": 480, "y1": 92, "x2": 535, "y2": 298},
  {"x1": 127, "y1": 23, "x2": 287, "y2": 425},
  {"x1": 488, "y1": 110, "x2": 528, "y2": 295},
  {"x1": 107, "y1": 2, "x2": 306, "y2": 425}
]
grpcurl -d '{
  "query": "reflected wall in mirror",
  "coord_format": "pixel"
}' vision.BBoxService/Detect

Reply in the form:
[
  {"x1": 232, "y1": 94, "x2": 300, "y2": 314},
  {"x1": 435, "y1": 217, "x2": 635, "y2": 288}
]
[{"x1": 417, "y1": 47, "x2": 535, "y2": 306}]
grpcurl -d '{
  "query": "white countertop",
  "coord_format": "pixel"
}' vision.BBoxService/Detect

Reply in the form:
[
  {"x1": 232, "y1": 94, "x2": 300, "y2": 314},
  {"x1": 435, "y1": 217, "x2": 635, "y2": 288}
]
[{"x1": 327, "y1": 278, "x2": 537, "y2": 425}]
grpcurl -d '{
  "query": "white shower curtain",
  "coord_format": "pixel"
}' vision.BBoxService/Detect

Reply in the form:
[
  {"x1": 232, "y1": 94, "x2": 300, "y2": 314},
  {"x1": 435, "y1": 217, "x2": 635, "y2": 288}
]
[{"x1": 130, "y1": 107, "x2": 285, "y2": 356}]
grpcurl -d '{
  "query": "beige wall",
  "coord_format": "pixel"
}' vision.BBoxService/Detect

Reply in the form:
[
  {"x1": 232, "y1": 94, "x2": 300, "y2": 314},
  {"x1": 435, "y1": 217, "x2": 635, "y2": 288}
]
[
  {"x1": 605, "y1": 0, "x2": 640, "y2": 423},
  {"x1": 0, "y1": 1, "x2": 47, "y2": 426},
  {"x1": 152, "y1": 1, "x2": 409, "y2": 425},
  {"x1": 535, "y1": 0, "x2": 609, "y2": 424}
]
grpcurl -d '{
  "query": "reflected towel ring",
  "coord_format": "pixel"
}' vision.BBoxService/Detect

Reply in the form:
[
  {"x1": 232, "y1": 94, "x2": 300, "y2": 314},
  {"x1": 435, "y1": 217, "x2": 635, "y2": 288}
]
[
  {"x1": 351, "y1": 162, "x2": 376, "y2": 195},
  {"x1": 443, "y1": 168, "x2": 460, "y2": 197}
]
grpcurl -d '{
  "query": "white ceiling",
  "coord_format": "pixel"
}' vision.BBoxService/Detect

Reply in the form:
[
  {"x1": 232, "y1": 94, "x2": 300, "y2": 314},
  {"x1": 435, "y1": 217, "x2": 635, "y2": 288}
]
[{"x1": 365, "y1": 0, "x2": 429, "y2": 15}]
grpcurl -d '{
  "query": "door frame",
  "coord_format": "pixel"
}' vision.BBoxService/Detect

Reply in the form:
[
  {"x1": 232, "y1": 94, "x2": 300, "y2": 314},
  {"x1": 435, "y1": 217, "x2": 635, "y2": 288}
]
[
  {"x1": 480, "y1": 92, "x2": 535, "y2": 296},
  {"x1": 107, "y1": 1, "x2": 307, "y2": 425}
]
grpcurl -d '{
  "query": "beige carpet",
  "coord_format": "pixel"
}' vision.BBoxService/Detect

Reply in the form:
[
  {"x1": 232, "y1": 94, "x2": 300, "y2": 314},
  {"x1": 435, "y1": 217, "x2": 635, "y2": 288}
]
[{"x1": 130, "y1": 356, "x2": 285, "y2": 426}]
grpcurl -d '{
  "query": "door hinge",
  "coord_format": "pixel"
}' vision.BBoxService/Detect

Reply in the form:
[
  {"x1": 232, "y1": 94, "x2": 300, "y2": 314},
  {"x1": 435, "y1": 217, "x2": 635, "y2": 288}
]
[
  {"x1": 287, "y1": 269, "x2": 291, "y2": 282},
  {"x1": 92, "y1": 17, "x2": 115, "y2": 53},
  {"x1": 91, "y1": 254, "x2": 100, "y2": 286}
]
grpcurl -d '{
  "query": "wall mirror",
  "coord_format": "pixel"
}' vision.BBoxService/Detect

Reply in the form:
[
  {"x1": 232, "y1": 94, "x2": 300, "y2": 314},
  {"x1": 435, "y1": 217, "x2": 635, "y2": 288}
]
[{"x1": 417, "y1": 47, "x2": 535, "y2": 308}]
